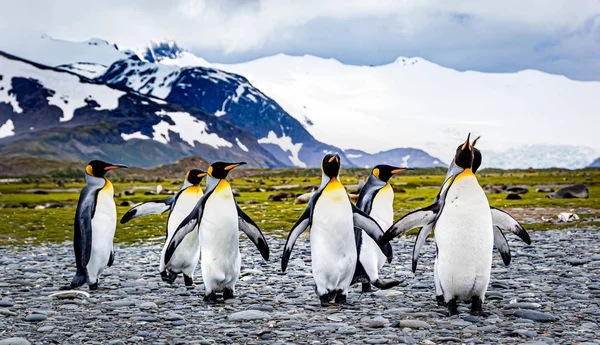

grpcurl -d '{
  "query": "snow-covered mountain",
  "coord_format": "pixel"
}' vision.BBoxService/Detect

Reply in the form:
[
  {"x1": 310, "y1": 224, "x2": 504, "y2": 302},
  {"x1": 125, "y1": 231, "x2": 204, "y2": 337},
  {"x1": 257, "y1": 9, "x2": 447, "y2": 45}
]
[
  {"x1": 484, "y1": 145, "x2": 598, "y2": 169},
  {"x1": 345, "y1": 148, "x2": 443, "y2": 169},
  {"x1": 0, "y1": 51, "x2": 281, "y2": 168},
  {"x1": 160, "y1": 52, "x2": 600, "y2": 169}
]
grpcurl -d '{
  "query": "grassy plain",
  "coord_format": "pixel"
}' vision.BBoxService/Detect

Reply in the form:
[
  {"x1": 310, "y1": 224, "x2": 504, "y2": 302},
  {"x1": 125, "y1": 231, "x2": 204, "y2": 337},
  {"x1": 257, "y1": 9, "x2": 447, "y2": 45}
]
[{"x1": 0, "y1": 168, "x2": 598, "y2": 245}]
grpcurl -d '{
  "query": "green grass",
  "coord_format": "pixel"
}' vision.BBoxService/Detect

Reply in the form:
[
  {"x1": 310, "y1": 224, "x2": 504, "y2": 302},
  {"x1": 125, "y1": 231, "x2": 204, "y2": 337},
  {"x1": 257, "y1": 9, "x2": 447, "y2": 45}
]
[{"x1": 0, "y1": 168, "x2": 598, "y2": 246}]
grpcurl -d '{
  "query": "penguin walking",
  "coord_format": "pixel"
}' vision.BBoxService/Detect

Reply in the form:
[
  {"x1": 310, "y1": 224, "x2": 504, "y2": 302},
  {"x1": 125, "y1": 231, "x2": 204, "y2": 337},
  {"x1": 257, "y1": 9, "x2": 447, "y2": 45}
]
[
  {"x1": 382, "y1": 135, "x2": 530, "y2": 316},
  {"x1": 67, "y1": 160, "x2": 127, "y2": 290},
  {"x1": 120, "y1": 169, "x2": 207, "y2": 287},
  {"x1": 171, "y1": 162, "x2": 269, "y2": 303},
  {"x1": 281, "y1": 154, "x2": 393, "y2": 306},
  {"x1": 352, "y1": 165, "x2": 407, "y2": 292}
]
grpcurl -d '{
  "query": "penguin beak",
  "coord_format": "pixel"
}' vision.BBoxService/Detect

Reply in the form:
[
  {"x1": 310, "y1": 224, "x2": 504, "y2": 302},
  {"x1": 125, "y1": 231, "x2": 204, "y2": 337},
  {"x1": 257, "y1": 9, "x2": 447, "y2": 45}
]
[
  {"x1": 105, "y1": 164, "x2": 128, "y2": 170},
  {"x1": 224, "y1": 162, "x2": 246, "y2": 171},
  {"x1": 197, "y1": 172, "x2": 207, "y2": 178},
  {"x1": 472, "y1": 135, "x2": 481, "y2": 148},
  {"x1": 390, "y1": 167, "x2": 408, "y2": 175},
  {"x1": 460, "y1": 133, "x2": 472, "y2": 151},
  {"x1": 328, "y1": 154, "x2": 340, "y2": 163}
]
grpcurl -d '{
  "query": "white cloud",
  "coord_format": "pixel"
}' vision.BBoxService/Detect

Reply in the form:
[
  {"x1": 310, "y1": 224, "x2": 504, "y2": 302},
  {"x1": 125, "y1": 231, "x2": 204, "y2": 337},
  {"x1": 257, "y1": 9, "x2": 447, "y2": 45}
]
[{"x1": 1, "y1": 1, "x2": 599, "y2": 80}]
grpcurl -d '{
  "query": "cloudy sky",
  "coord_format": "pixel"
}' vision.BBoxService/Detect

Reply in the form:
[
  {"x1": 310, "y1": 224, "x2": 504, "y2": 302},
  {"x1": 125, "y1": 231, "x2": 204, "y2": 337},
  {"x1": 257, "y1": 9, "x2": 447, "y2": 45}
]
[{"x1": 2, "y1": 0, "x2": 599, "y2": 80}]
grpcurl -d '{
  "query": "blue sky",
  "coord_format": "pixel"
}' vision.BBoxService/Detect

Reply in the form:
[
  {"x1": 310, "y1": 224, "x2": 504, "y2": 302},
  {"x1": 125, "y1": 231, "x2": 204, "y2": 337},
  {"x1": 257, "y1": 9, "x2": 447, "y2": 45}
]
[{"x1": 3, "y1": 0, "x2": 600, "y2": 80}]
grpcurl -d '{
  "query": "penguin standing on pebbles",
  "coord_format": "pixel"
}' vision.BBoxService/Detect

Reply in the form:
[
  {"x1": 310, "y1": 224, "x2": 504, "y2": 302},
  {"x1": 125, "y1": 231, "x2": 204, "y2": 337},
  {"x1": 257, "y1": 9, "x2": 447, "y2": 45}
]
[
  {"x1": 120, "y1": 169, "x2": 207, "y2": 288},
  {"x1": 282, "y1": 154, "x2": 393, "y2": 306},
  {"x1": 67, "y1": 160, "x2": 127, "y2": 290},
  {"x1": 382, "y1": 135, "x2": 530, "y2": 316},
  {"x1": 173, "y1": 162, "x2": 269, "y2": 303},
  {"x1": 352, "y1": 165, "x2": 407, "y2": 292}
]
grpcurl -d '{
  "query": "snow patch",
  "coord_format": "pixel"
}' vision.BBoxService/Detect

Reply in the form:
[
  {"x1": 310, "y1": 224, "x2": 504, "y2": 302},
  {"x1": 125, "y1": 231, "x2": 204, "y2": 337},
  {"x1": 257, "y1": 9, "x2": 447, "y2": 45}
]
[
  {"x1": 236, "y1": 138, "x2": 249, "y2": 152},
  {"x1": 258, "y1": 130, "x2": 306, "y2": 167},
  {"x1": 231, "y1": 84, "x2": 245, "y2": 103},
  {"x1": 401, "y1": 155, "x2": 410, "y2": 167},
  {"x1": 0, "y1": 55, "x2": 124, "y2": 121},
  {"x1": 121, "y1": 131, "x2": 150, "y2": 141},
  {"x1": 154, "y1": 110, "x2": 232, "y2": 149},
  {"x1": 347, "y1": 153, "x2": 363, "y2": 159},
  {"x1": 0, "y1": 119, "x2": 15, "y2": 138}
]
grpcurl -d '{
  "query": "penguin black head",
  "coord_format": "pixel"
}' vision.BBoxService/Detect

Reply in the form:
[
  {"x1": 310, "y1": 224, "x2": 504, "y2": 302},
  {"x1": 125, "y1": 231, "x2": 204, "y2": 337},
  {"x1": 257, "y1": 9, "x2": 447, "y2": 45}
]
[
  {"x1": 322, "y1": 153, "x2": 340, "y2": 178},
  {"x1": 454, "y1": 134, "x2": 475, "y2": 170},
  {"x1": 85, "y1": 160, "x2": 127, "y2": 177},
  {"x1": 207, "y1": 161, "x2": 246, "y2": 179},
  {"x1": 185, "y1": 169, "x2": 207, "y2": 185},
  {"x1": 372, "y1": 165, "x2": 407, "y2": 182}
]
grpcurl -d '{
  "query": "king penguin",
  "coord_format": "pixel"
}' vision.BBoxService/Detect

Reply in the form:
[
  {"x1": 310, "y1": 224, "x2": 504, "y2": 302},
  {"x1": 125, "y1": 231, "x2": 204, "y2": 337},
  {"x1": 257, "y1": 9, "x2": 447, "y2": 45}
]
[
  {"x1": 120, "y1": 169, "x2": 207, "y2": 288},
  {"x1": 281, "y1": 154, "x2": 393, "y2": 306},
  {"x1": 352, "y1": 165, "x2": 407, "y2": 292},
  {"x1": 381, "y1": 134, "x2": 531, "y2": 315},
  {"x1": 67, "y1": 160, "x2": 127, "y2": 290},
  {"x1": 171, "y1": 162, "x2": 269, "y2": 303}
]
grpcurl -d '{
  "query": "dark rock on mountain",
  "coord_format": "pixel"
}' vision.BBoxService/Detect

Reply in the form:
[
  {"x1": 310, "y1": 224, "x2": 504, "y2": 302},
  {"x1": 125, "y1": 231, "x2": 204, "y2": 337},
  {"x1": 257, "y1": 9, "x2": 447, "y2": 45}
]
[
  {"x1": 344, "y1": 148, "x2": 444, "y2": 168},
  {"x1": 97, "y1": 57, "x2": 355, "y2": 168},
  {"x1": 0, "y1": 51, "x2": 281, "y2": 168}
]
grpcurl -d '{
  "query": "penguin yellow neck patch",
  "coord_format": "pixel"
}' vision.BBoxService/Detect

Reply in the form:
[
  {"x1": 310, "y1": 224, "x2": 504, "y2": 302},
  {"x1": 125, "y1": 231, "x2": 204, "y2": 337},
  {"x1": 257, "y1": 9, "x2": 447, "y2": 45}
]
[
  {"x1": 101, "y1": 179, "x2": 113, "y2": 192},
  {"x1": 455, "y1": 168, "x2": 475, "y2": 182},
  {"x1": 324, "y1": 177, "x2": 344, "y2": 192},
  {"x1": 215, "y1": 179, "x2": 231, "y2": 193}
]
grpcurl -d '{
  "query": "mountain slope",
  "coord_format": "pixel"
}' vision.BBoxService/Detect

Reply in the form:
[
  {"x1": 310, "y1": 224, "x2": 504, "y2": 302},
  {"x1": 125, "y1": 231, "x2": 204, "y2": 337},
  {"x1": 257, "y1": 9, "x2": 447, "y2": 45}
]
[
  {"x1": 587, "y1": 157, "x2": 600, "y2": 168},
  {"x1": 169, "y1": 53, "x2": 599, "y2": 168},
  {"x1": 96, "y1": 54, "x2": 356, "y2": 168},
  {"x1": 0, "y1": 51, "x2": 281, "y2": 168},
  {"x1": 345, "y1": 148, "x2": 444, "y2": 168}
]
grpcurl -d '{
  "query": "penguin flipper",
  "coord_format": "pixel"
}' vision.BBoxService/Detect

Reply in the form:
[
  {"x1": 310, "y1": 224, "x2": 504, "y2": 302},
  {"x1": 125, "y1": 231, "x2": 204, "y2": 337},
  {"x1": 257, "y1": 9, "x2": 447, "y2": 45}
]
[
  {"x1": 74, "y1": 184, "x2": 102, "y2": 272},
  {"x1": 165, "y1": 192, "x2": 210, "y2": 264},
  {"x1": 120, "y1": 195, "x2": 176, "y2": 224},
  {"x1": 382, "y1": 205, "x2": 437, "y2": 244},
  {"x1": 236, "y1": 204, "x2": 270, "y2": 261},
  {"x1": 351, "y1": 203, "x2": 393, "y2": 263},
  {"x1": 107, "y1": 250, "x2": 114, "y2": 267},
  {"x1": 490, "y1": 207, "x2": 531, "y2": 245},
  {"x1": 281, "y1": 206, "x2": 311, "y2": 272},
  {"x1": 493, "y1": 226, "x2": 511, "y2": 266},
  {"x1": 411, "y1": 223, "x2": 434, "y2": 273}
]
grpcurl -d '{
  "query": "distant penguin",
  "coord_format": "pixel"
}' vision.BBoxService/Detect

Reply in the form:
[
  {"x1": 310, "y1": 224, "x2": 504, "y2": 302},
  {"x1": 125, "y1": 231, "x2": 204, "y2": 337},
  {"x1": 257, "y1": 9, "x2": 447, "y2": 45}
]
[
  {"x1": 282, "y1": 154, "x2": 393, "y2": 306},
  {"x1": 353, "y1": 165, "x2": 407, "y2": 292},
  {"x1": 67, "y1": 160, "x2": 127, "y2": 290},
  {"x1": 382, "y1": 134, "x2": 530, "y2": 316},
  {"x1": 121, "y1": 169, "x2": 207, "y2": 287},
  {"x1": 172, "y1": 162, "x2": 269, "y2": 303}
]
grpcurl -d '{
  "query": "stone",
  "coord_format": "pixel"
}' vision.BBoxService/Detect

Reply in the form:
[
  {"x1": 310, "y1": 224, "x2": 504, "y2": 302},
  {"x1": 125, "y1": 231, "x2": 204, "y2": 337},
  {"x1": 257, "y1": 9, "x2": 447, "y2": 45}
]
[
  {"x1": 513, "y1": 310, "x2": 557, "y2": 322},
  {"x1": 228, "y1": 310, "x2": 271, "y2": 321},
  {"x1": 25, "y1": 314, "x2": 48, "y2": 322},
  {"x1": 0, "y1": 338, "x2": 31, "y2": 345},
  {"x1": 397, "y1": 320, "x2": 431, "y2": 329}
]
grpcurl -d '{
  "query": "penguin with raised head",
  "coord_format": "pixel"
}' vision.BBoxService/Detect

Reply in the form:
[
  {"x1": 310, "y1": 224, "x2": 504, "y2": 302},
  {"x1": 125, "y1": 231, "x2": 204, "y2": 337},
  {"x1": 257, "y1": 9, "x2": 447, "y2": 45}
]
[
  {"x1": 120, "y1": 169, "x2": 207, "y2": 287},
  {"x1": 281, "y1": 154, "x2": 393, "y2": 306},
  {"x1": 353, "y1": 165, "x2": 407, "y2": 292},
  {"x1": 67, "y1": 160, "x2": 127, "y2": 290},
  {"x1": 171, "y1": 162, "x2": 269, "y2": 303},
  {"x1": 382, "y1": 135, "x2": 530, "y2": 315}
]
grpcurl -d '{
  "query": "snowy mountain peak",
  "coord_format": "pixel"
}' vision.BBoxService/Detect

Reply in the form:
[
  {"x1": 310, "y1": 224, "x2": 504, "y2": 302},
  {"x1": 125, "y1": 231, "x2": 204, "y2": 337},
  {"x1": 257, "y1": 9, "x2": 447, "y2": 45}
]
[{"x1": 138, "y1": 40, "x2": 185, "y2": 63}]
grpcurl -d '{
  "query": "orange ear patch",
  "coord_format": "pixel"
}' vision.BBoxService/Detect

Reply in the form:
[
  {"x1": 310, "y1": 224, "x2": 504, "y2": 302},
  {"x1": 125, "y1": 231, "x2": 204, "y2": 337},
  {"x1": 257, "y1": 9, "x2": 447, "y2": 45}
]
[{"x1": 85, "y1": 165, "x2": 94, "y2": 176}]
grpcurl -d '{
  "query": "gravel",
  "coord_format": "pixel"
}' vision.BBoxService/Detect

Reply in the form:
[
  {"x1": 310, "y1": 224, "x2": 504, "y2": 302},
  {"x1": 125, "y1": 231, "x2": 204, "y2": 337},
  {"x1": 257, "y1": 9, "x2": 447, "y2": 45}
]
[{"x1": 0, "y1": 228, "x2": 598, "y2": 344}]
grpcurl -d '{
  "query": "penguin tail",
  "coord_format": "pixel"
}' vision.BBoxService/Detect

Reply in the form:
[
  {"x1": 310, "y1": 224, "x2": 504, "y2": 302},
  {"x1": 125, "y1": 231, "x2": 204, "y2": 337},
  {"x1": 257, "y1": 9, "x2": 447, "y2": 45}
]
[{"x1": 372, "y1": 279, "x2": 401, "y2": 290}]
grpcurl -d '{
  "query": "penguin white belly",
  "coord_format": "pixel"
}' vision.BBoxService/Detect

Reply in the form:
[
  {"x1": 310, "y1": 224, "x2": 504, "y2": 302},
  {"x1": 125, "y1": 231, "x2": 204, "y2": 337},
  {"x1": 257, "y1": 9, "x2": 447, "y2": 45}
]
[
  {"x1": 360, "y1": 184, "x2": 394, "y2": 280},
  {"x1": 160, "y1": 186, "x2": 203, "y2": 275},
  {"x1": 311, "y1": 181, "x2": 356, "y2": 295},
  {"x1": 199, "y1": 182, "x2": 240, "y2": 293},
  {"x1": 87, "y1": 181, "x2": 116, "y2": 283},
  {"x1": 435, "y1": 174, "x2": 493, "y2": 302}
]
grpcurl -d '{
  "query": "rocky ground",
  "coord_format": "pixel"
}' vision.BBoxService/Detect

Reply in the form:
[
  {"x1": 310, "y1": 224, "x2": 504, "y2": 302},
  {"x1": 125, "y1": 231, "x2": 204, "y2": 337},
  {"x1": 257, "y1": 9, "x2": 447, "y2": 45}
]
[{"x1": 0, "y1": 228, "x2": 599, "y2": 345}]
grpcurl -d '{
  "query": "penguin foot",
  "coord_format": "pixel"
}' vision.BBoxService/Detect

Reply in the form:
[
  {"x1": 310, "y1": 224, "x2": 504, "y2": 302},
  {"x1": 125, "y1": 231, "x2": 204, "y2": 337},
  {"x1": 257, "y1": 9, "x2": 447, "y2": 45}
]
[
  {"x1": 223, "y1": 288, "x2": 235, "y2": 300},
  {"x1": 334, "y1": 291, "x2": 348, "y2": 305},
  {"x1": 88, "y1": 283, "x2": 98, "y2": 291},
  {"x1": 436, "y1": 295, "x2": 447, "y2": 307},
  {"x1": 160, "y1": 270, "x2": 176, "y2": 284},
  {"x1": 470, "y1": 296, "x2": 488, "y2": 316},
  {"x1": 319, "y1": 294, "x2": 331, "y2": 307},
  {"x1": 373, "y1": 279, "x2": 401, "y2": 290},
  {"x1": 361, "y1": 283, "x2": 374, "y2": 293},
  {"x1": 447, "y1": 299, "x2": 459, "y2": 316},
  {"x1": 203, "y1": 292, "x2": 217, "y2": 304},
  {"x1": 183, "y1": 274, "x2": 195, "y2": 289}
]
